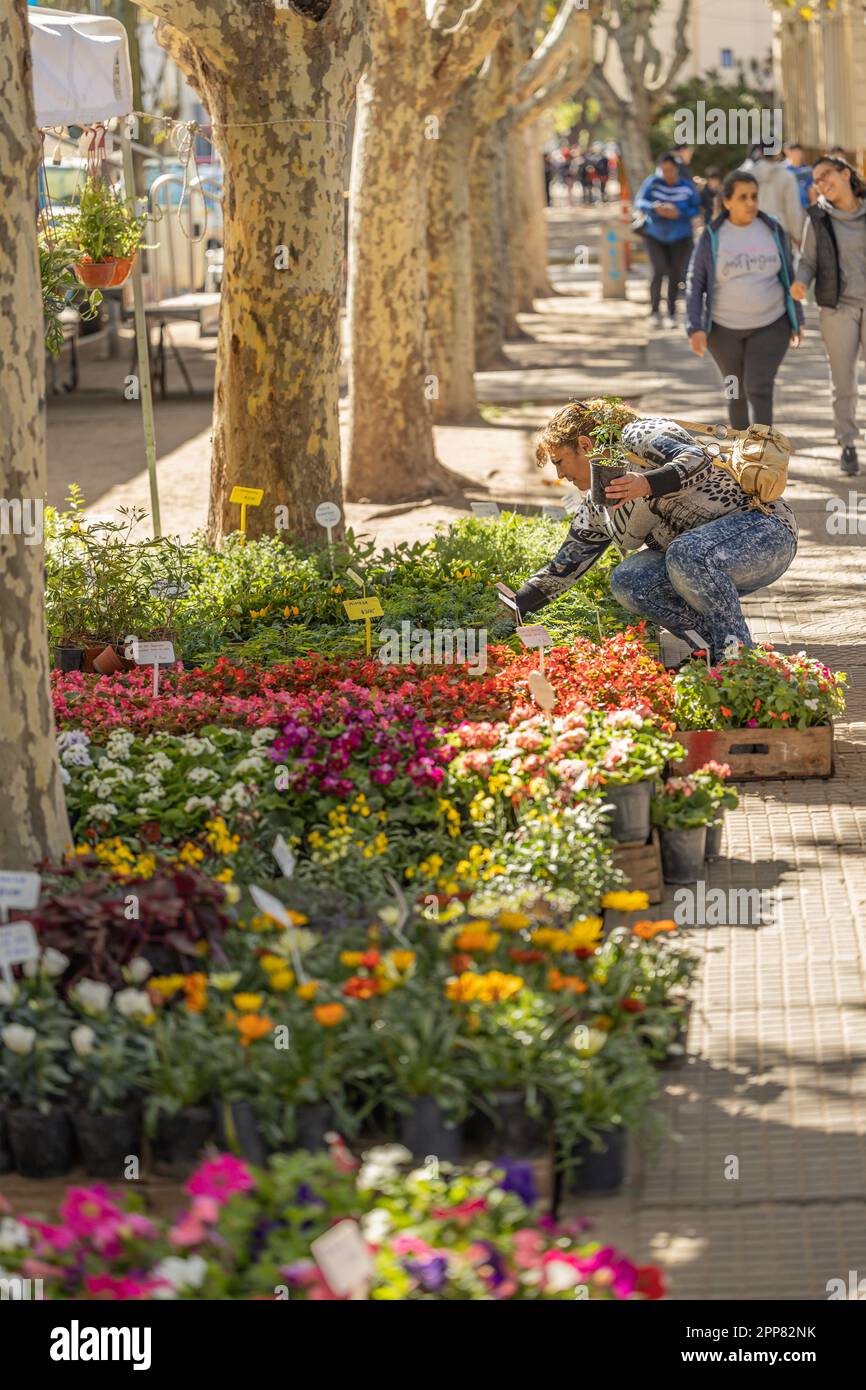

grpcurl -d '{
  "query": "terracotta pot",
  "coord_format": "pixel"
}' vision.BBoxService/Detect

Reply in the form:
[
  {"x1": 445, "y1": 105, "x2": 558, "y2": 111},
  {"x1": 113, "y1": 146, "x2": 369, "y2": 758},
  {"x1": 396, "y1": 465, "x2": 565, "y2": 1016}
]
[
  {"x1": 82, "y1": 645, "x2": 106, "y2": 673},
  {"x1": 92, "y1": 644, "x2": 123, "y2": 676},
  {"x1": 74, "y1": 258, "x2": 120, "y2": 289},
  {"x1": 106, "y1": 254, "x2": 136, "y2": 288}
]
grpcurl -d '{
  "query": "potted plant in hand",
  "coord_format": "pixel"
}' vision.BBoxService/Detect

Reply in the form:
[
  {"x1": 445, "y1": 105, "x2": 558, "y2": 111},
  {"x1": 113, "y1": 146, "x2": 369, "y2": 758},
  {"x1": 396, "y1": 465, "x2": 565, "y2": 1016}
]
[{"x1": 66, "y1": 174, "x2": 150, "y2": 289}]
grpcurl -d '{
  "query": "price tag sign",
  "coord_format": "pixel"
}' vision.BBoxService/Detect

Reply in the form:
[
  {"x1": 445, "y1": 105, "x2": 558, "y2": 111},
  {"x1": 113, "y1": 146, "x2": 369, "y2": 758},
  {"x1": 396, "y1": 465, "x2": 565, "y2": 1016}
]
[
  {"x1": 0, "y1": 871, "x2": 40, "y2": 910},
  {"x1": 230, "y1": 486, "x2": 264, "y2": 543},
  {"x1": 126, "y1": 639, "x2": 176, "y2": 696},
  {"x1": 272, "y1": 835, "x2": 296, "y2": 878},
  {"x1": 470, "y1": 501, "x2": 500, "y2": 518},
  {"x1": 315, "y1": 502, "x2": 341, "y2": 576},
  {"x1": 517, "y1": 624, "x2": 552, "y2": 650},
  {"x1": 0, "y1": 921, "x2": 39, "y2": 986},
  {"x1": 528, "y1": 669, "x2": 556, "y2": 713},
  {"x1": 542, "y1": 504, "x2": 567, "y2": 522},
  {"x1": 343, "y1": 597, "x2": 383, "y2": 621},
  {"x1": 311, "y1": 1220, "x2": 374, "y2": 1299}
]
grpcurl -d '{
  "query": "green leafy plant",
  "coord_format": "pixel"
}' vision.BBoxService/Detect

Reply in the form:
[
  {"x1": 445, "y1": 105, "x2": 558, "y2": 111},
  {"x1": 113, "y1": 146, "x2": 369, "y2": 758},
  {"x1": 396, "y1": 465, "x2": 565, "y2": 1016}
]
[
  {"x1": 39, "y1": 238, "x2": 102, "y2": 356},
  {"x1": 673, "y1": 646, "x2": 847, "y2": 731},
  {"x1": 65, "y1": 174, "x2": 149, "y2": 263}
]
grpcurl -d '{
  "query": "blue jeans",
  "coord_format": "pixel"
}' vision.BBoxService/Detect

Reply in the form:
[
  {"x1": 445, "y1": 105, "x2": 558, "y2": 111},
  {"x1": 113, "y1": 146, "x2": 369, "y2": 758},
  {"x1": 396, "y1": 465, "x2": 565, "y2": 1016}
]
[{"x1": 609, "y1": 510, "x2": 796, "y2": 661}]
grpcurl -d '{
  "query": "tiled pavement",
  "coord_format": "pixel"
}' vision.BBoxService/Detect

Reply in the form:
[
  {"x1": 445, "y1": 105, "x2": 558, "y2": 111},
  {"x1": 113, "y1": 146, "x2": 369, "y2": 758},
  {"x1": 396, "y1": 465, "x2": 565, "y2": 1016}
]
[{"x1": 576, "y1": 286, "x2": 866, "y2": 1300}]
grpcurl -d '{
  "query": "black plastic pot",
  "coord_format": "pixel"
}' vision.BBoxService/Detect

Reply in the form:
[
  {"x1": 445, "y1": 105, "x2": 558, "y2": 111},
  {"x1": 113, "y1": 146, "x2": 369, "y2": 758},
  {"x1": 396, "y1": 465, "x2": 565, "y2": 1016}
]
[
  {"x1": 705, "y1": 819, "x2": 724, "y2": 859},
  {"x1": 292, "y1": 1103, "x2": 334, "y2": 1152},
  {"x1": 0, "y1": 1108, "x2": 13, "y2": 1174},
  {"x1": 214, "y1": 1099, "x2": 267, "y2": 1166},
  {"x1": 660, "y1": 825, "x2": 708, "y2": 883},
  {"x1": 7, "y1": 1108, "x2": 76, "y2": 1178},
  {"x1": 53, "y1": 644, "x2": 84, "y2": 672},
  {"x1": 75, "y1": 1107, "x2": 143, "y2": 1179},
  {"x1": 569, "y1": 1126, "x2": 628, "y2": 1193},
  {"x1": 604, "y1": 780, "x2": 653, "y2": 843},
  {"x1": 152, "y1": 1105, "x2": 214, "y2": 1168},
  {"x1": 590, "y1": 460, "x2": 628, "y2": 507},
  {"x1": 400, "y1": 1097, "x2": 463, "y2": 1162},
  {"x1": 467, "y1": 1092, "x2": 550, "y2": 1159}
]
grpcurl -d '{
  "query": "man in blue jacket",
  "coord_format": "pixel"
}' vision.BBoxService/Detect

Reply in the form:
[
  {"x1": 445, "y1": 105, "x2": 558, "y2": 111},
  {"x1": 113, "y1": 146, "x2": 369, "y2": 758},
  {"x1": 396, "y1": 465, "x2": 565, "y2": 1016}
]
[{"x1": 635, "y1": 152, "x2": 702, "y2": 329}]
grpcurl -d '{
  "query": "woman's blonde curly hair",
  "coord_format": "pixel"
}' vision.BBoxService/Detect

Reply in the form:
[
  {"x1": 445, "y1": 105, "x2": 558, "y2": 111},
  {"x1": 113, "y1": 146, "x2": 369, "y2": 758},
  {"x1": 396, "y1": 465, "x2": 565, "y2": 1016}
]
[{"x1": 534, "y1": 397, "x2": 640, "y2": 467}]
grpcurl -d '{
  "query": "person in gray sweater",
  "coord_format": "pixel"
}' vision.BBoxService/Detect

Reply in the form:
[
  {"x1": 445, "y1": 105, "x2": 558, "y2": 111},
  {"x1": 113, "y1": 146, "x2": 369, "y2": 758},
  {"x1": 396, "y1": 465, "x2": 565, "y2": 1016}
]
[{"x1": 793, "y1": 155, "x2": 866, "y2": 475}]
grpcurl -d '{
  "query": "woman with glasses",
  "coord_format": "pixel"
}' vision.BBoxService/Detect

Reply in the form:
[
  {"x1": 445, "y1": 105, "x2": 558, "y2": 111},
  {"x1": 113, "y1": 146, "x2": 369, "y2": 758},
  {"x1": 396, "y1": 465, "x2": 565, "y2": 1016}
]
[{"x1": 792, "y1": 155, "x2": 866, "y2": 476}]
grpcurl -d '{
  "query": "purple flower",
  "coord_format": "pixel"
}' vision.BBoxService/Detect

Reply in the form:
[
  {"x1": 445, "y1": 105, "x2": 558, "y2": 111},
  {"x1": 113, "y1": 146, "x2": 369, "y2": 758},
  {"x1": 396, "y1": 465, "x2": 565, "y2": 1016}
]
[
  {"x1": 496, "y1": 1158, "x2": 536, "y2": 1208},
  {"x1": 404, "y1": 1254, "x2": 449, "y2": 1293}
]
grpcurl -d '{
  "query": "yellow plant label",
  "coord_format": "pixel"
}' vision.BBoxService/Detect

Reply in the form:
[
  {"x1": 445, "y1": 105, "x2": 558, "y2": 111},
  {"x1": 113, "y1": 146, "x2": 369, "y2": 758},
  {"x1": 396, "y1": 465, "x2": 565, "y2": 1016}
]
[
  {"x1": 230, "y1": 487, "x2": 264, "y2": 506},
  {"x1": 343, "y1": 597, "x2": 383, "y2": 620}
]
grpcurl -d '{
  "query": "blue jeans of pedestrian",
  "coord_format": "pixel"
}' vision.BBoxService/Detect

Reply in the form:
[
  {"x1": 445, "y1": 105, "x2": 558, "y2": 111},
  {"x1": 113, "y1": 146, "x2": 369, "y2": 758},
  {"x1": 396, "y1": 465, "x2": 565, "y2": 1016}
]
[{"x1": 609, "y1": 510, "x2": 796, "y2": 661}]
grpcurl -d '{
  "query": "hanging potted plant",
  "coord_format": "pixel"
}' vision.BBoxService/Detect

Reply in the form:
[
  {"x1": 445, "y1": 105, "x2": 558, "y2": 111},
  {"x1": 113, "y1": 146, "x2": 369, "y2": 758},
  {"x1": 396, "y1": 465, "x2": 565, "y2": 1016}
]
[
  {"x1": 39, "y1": 235, "x2": 103, "y2": 358},
  {"x1": 66, "y1": 174, "x2": 149, "y2": 290}
]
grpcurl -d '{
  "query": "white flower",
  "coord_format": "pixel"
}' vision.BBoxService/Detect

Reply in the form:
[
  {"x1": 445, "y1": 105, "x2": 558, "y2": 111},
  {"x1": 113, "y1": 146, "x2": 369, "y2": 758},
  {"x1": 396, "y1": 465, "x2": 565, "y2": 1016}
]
[
  {"x1": 218, "y1": 784, "x2": 250, "y2": 812},
  {"x1": 544, "y1": 1258, "x2": 581, "y2": 1292},
  {"x1": 151, "y1": 1255, "x2": 208, "y2": 1298},
  {"x1": 358, "y1": 1143, "x2": 411, "y2": 1188},
  {"x1": 2, "y1": 1024, "x2": 36, "y2": 1055},
  {"x1": 88, "y1": 802, "x2": 119, "y2": 820},
  {"x1": 105, "y1": 730, "x2": 135, "y2": 756},
  {"x1": 251, "y1": 727, "x2": 277, "y2": 746},
  {"x1": 114, "y1": 988, "x2": 152, "y2": 1019},
  {"x1": 187, "y1": 766, "x2": 217, "y2": 784},
  {"x1": 604, "y1": 708, "x2": 644, "y2": 730},
  {"x1": 96, "y1": 763, "x2": 134, "y2": 784},
  {"x1": 0, "y1": 981, "x2": 18, "y2": 1006},
  {"x1": 183, "y1": 796, "x2": 216, "y2": 814},
  {"x1": 233, "y1": 756, "x2": 268, "y2": 776},
  {"x1": 127, "y1": 957, "x2": 152, "y2": 984},
  {"x1": 57, "y1": 730, "x2": 92, "y2": 767},
  {"x1": 804, "y1": 699, "x2": 819, "y2": 710},
  {"x1": 136, "y1": 788, "x2": 163, "y2": 804},
  {"x1": 360, "y1": 1208, "x2": 393, "y2": 1244},
  {"x1": 70, "y1": 978, "x2": 112, "y2": 1016},
  {"x1": 24, "y1": 947, "x2": 69, "y2": 980},
  {"x1": 148, "y1": 752, "x2": 173, "y2": 772},
  {"x1": 182, "y1": 736, "x2": 215, "y2": 757},
  {"x1": 71, "y1": 1024, "x2": 96, "y2": 1057},
  {"x1": 59, "y1": 765, "x2": 70, "y2": 786},
  {"x1": 0, "y1": 1218, "x2": 30, "y2": 1253}
]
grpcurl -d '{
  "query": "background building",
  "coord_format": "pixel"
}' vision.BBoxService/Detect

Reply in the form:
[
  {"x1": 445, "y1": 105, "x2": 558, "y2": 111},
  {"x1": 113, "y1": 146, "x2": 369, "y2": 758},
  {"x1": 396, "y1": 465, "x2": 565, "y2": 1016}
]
[
  {"x1": 653, "y1": 0, "x2": 773, "y2": 81},
  {"x1": 772, "y1": 0, "x2": 866, "y2": 167}
]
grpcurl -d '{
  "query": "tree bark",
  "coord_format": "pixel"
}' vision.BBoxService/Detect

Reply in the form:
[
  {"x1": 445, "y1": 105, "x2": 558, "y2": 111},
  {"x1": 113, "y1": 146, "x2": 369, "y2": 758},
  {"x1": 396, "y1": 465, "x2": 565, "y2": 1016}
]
[
  {"x1": 471, "y1": 117, "x2": 513, "y2": 370},
  {"x1": 426, "y1": 81, "x2": 478, "y2": 424},
  {"x1": 132, "y1": 0, "x2": 367, "y2": 543},
  {"x1": 345, "y1": 0, "x2": 520, "y2": 503},
  {"x1": 0, "y1": 0, "x2": 71, "y2": 866}
]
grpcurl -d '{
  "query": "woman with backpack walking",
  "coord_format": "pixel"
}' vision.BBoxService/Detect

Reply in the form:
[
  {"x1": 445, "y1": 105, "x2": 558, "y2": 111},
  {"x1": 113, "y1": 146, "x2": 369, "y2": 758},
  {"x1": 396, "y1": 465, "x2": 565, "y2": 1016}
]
[
  {"x1": 510, "y1": 399, "x2": 797, "y2": 665},
  {"x1": 791, "y1": 155, "x2": 866, "y2": 476},
  {"x1": 685, "y1": 169, "x2": 803, "y2": 430},
  {"x1": 634, "y1": 152, "x2": 701, "y2": 328}
]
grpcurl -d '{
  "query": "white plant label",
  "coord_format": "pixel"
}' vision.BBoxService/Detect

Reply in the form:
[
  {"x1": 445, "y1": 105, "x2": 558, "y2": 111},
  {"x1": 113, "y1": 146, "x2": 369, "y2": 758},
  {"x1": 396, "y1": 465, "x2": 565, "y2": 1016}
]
[
  {"x1": 249, "y1": 884, "x2": 292, "y2": 929},
  {"x1": 272, "y1": 835, "x2": 296, "y2": 878},
  {"x1": 517, "y1": 624, "x2": 553, "y2": 650},
  {"x1": 127, "y1": 639, "x2": 176, "y2": 697},
  {"x1": 528, "y1": 669, "x2": 556, "y2": 713},
  {"x1": 470, "y1": 501, "x2": 500, "y2": 518},
  {"x1": 346, "y1": 568, "x2": 365, "y2": 589},
  {"x1": 0, "y1": 921, "x2": 39, "y2": 985},
  {"x1": 311, "y1": 1220, "x2": 374, "y2": 1298},
  {"x1": 315, "y1": 502, "x2": 341, "y2": 529},
  {"x1": 0, "y1": 871, "x2": 40, "y2": 909},
  {"x1": 495, "y1": 582, "x2": 521, "y2": 623}
]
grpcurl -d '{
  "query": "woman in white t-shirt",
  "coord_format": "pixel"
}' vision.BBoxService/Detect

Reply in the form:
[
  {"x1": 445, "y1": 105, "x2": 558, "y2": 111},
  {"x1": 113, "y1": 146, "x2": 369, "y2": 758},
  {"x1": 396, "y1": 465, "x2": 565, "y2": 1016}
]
[{"x1": 684, "y1": 170, "x2": 804, "y2": 428}]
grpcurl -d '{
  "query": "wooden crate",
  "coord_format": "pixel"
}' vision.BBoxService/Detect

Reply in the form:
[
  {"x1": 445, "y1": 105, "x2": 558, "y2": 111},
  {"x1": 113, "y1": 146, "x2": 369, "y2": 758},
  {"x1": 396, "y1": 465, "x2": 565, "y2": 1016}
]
[
  {"x1": 670, "y1": 725, "x2": 834, "y2": 781},
  {"x1": 612, "y1": 827, "x2": 663, "y2": 905}
]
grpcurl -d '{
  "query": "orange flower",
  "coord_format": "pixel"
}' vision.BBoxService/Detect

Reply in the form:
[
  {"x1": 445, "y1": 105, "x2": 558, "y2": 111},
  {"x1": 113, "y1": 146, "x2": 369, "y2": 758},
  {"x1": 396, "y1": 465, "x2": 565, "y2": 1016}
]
[
  {"x1": 313, "y1": 1003, "x2": 346, "y2": 1026},
  {"x1": 780, "y1": 711, "x2": 789, "y2": 721},
  {"x1": 342, "y1": 975, "x2": 380, "y2": 1000},
  {"x1": 632, "y1": 920, "x2": 658, "y2": 940},
  {"x1": 235, "y1": 1013, "x2": 274, "y2": 1045},
  {"x1": 720, "y1": 706, "x2": 732, "y2": 718},
  {"x1": 547, "y1": 968, "x2": 586, "y2": 995},
  {"x1": 449, "y1": 953, "x2": 473, "y2": 973},
  {"x1": 340, "y1": 951, "x2": 363, "y2": 968},
  {"x1": 183, "y1": 972, "x2": 208, "y2": 1014},
  {"x1": 296, "y1": 981, "x2": 318, "y2": 1001},
  {"x1": 455, "y1": 928, "x2": 500, "y2": 953},
  {"x1": 753, "y1": 698, "x2": 761, "y2": 712}
]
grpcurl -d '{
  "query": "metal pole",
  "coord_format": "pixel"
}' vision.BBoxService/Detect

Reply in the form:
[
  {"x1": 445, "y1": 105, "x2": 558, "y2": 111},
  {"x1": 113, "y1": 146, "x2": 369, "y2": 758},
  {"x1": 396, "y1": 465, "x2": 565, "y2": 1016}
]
[{"x1": 121, "y1": 126, "x2": 162, "y2": 536}]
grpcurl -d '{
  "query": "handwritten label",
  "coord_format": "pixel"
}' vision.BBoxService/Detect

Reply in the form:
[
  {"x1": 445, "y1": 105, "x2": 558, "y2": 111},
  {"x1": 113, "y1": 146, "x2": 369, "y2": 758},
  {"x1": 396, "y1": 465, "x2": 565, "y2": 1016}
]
[
  {"x1": 315, "y1": 502, "x2": 341, "y2": 528},
  {"x1": 528, "y1": 670, "x2": 556, "y2": 712},
  {"x1": 311, "y1": 1221, "x2": 374, "y2": 1298},
  {"x1": 0, "y1": 872, "x2": 40, "y2": 909},
  {"x1": 343, "y1": 597, "x2": 383, "y2": 621},
  {"x1": 272, "y1": 835, "x2": 296, "y2": 878},
  {"x1": 229, "y1": 487, "x2": 264, "y2": 507},
  {"x1": 129, "y1": 640, "x2": 175, "y2": 665},
  {"x1": 470, "y1": 501, "x2": 500, "y2": 518},
  {"x1": 517, "y1": 624, "x2": 553, "y2": 650},
  {"x1": 0, "y1": 921, "x2": 39, "y2": 970}
]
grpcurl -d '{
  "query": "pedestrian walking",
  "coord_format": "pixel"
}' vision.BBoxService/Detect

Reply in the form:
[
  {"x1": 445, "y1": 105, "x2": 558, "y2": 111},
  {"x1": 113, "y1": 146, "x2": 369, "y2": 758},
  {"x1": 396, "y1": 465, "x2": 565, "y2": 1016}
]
[
  {"x1": 578, "y1": 153, "x2": 593, "y2": 205},
  {"x1": 634, "y1": 152, "x2": 701, "y2": 328},
  {"x1": 699, "y1": 166, "x2": 722, "y2": 224},
  {"x1": 742, "y1": 144, "x2": 804, "y2": 245},
  {"x1": 792, "y1": 155, "x2": 866, "y2": 476},
  {"x1": 515, "y1": 400, "x2": 798, "y2": 664},
  {"x1": 685, "y1": 169, "x2": 803, "y2": 430},
  {"x1": 594, "y1": 152, "x2": 610, "y2": 203},
  {"x1": 784, "y1": 142, "x2": 814, "y2": 209}
]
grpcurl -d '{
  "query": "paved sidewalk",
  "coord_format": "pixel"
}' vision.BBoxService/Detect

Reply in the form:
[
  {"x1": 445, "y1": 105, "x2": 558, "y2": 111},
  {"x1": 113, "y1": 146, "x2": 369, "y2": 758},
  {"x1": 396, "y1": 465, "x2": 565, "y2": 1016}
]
[{"x1": 577, "y1": 282, "x2": 866, "y2": 1301}]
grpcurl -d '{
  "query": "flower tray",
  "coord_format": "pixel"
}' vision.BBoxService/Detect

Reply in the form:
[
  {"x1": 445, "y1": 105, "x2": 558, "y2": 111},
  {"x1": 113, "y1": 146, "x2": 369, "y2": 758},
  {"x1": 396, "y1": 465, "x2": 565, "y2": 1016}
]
[
  {"x1": 670, "y1": 725, "x2": 834, "y2": 781},
  {"x1": 612, "y1": 827, "x2": 663, "y2": 905}
]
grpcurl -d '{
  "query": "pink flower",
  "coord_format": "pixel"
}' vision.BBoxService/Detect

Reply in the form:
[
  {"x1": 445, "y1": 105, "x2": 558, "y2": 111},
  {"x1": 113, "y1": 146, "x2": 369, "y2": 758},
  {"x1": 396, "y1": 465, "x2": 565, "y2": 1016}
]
[
  {"x1": 84, "y1": 1274, "x2": 169, "y2": 1300},
  {"x1": 391, "y1": 1235, "x2": 437, "y2": 1257},
  {"x1": 169, "y1": 1195, "x2": 221, "y2": 1248},
  {"x1": 512, "y1": 1228, "x2": 546, "y2": 1268},
  {"x1": 60, "y1": 1187, "x2": 122, "y2": 1239},
  {"x1": 22, "y1": 1219, "x2": 76, "y2": 1254},
  {"x1": 185, "y1": 1154, "x2": 254, "y2": 1205},
  {"x1": 431, "y1": 1197, "x2": 487, "y2": 1223}
]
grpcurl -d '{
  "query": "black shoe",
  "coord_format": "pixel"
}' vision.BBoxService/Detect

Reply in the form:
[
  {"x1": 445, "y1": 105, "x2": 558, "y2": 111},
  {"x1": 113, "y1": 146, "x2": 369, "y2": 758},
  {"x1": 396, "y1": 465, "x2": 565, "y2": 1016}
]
[{"x1": 841, "y1": 446, "x2": 859, "y2": 476}]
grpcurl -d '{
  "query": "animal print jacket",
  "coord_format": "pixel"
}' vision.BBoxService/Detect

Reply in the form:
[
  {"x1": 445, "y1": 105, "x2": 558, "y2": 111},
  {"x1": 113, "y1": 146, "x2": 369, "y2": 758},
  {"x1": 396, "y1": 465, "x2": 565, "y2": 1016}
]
[{"x1": 514, "y1": 417, "x2": 798, "y2": 614}]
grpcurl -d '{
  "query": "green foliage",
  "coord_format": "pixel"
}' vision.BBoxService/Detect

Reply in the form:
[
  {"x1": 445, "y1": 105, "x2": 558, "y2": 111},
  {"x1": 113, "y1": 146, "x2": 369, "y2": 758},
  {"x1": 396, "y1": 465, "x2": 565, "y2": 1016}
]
[
  {"x1": 651, "y1": 60, "x2": 775, "y2": 177},
  {"x1": 39, "y1": 238, "x2": 102, "y2": 356},
  {"x1": 64, "y1": 174, "x2": 149, "y2": 262}
]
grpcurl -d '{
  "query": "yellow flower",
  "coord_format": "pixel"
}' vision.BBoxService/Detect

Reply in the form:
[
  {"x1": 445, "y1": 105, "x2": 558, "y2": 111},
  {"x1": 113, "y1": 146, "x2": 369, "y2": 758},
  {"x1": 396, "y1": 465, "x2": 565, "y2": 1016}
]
[
  {"x1": 210, "y1": 972, "x2": 242, "y2": 992},
  {"x1": 296, "y1": 981, "x2": 318, "y2": 1001},
  {"x1": 566, "y1": 917, "x2": 604, "y2": 950},
  {"x1": 232, "y1": 993, "x2": 264, "y2": 1012},
  {"x1": 178, "y1": 842, "x2": 205, "y2": 865},
  {"x1": 601, "y1": 890, "x2": 650, "y2": 912},
  {"x1": 260, "y1": 954, "x2": 288, "y2": 974},
  {"x1": 497, "y1": 910, "x2": 531, "y2": 931},
  {"x1": 340, "y1": 951, "x2": 363, "y2": 968},
  {"x1": 287, "y1": 910, "x2": 308, "y2": 926},
  {"x1": 214, "y1": 867, "x2": 234, "y2": 883},
  {"x1": 269, "y1": 969, "x2": 295, "y2": 992},
  {"x1": 389, "y1": 950, "x2": 416, "y2": 973},
  {"x1": 149, "y1": 974, "x2": 185, "y2": 999}
]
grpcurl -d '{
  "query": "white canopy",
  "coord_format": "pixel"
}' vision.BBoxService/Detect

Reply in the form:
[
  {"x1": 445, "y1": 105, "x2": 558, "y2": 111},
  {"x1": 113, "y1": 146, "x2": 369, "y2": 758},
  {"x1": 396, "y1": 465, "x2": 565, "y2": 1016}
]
[{"x1": 28, "y1": 7, "x2": 134, "y2": 129}]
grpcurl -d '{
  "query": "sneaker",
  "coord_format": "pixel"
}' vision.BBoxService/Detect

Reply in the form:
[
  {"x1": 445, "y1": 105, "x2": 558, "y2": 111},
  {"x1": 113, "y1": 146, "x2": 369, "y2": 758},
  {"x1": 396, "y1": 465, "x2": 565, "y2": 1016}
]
[
  {"x1": 841, "y1": 445, "x2": 859, "y2": 476},
  {"x1": 663, "y1": 314, "x2": 676, "y2": 329}
]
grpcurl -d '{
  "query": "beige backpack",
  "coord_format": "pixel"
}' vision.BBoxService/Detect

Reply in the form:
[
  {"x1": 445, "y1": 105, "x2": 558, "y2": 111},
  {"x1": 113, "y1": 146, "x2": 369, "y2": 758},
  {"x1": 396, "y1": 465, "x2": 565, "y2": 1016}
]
[{"x1": 668, "y1": 418, "x2": 793, "y2": 504}]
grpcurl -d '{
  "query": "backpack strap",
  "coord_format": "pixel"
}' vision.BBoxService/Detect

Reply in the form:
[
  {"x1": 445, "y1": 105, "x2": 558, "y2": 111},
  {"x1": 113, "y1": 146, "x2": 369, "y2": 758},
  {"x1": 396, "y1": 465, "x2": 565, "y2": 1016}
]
[{"x1": 668, "y1": 417, "x2": 736, "y2": 439}]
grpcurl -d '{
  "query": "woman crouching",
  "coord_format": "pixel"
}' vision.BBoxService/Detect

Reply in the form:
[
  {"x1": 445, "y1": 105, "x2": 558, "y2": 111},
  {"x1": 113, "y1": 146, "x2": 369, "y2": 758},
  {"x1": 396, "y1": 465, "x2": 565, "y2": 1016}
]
[{"x1": 515, "y1": 399, "x2": 797, "y2": 663}]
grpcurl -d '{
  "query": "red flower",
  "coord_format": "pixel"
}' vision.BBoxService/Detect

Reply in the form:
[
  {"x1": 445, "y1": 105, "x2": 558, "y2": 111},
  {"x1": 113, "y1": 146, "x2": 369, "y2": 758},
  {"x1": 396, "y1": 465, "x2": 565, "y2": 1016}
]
[
  {"x1": 359, "y1": 949, "x2": 380, "y2": 969},
  {"x1": 635, "y1": 1264, "x2": 666, "y2": 1299},
  {"x1": 449, "y1": 953, "x2": 473, "y2": 973},
  {"x1": 342, "y1": 976, "x2": 380, "y2": 1000},
  {"x1": 620, "y1": 997, "x2": 645, "y2": 1013}
]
